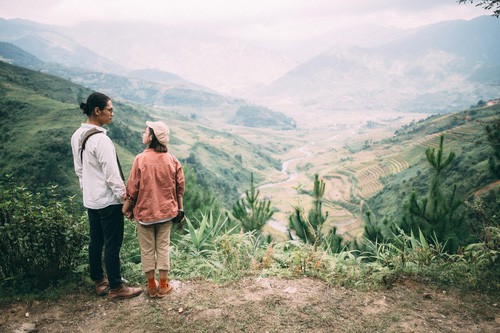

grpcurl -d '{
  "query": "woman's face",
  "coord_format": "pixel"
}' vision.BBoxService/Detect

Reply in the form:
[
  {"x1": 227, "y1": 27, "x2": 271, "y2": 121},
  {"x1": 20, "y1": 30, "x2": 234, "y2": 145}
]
[
  {"x1": 95, "y1": 100, "x2": 114, "y2": 125},
  {"x1": 142, "y1": 127, "x2": 152, "y2": 145}
]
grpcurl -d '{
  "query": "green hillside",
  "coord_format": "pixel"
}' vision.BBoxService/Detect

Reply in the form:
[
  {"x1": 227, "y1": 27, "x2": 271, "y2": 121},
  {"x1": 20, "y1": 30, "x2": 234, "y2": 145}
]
[
  {"x1": 365, "y1": 104, "x2": 499, "y2": 222},
  {"x1": 0, "y1": 61, "x2": 281, "y2": 205},
  {"x1": 230, "y1": 105, "x2": 296, "y2": 129},
  {"x1": 0, "y1": 61, "x2": 95, "y2": 199},
  {"x1": 319, "y1": 102, "x2": 499, "y2": 244}
]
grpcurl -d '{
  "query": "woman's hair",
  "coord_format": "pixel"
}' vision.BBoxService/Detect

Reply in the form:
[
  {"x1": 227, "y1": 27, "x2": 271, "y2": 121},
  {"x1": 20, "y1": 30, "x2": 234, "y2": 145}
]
[
  {"x1": 148, "y1": 127, "x2": 168, "y2": 153},
  {"x1": 79, "y1": 92, "x2": 110, "y2": 116}
]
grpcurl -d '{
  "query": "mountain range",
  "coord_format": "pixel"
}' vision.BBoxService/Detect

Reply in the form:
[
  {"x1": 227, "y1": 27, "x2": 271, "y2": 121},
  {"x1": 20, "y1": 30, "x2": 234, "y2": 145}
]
[
  {"x1": 254, "y1": 16, "x2": 500, "y2": 115},
  {"x1": 0, "y1": 16, "x2": 499, "y2": 118},
  {"x1": 0, "y1": 40, "x2": 295, "y2": 131}
]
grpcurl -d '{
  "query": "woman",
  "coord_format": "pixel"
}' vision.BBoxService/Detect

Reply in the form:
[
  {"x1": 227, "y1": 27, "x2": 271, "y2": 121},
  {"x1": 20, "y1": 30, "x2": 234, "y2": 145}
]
[{"x1": 123, "y1": 121, "x2": 185, "y2": 298}]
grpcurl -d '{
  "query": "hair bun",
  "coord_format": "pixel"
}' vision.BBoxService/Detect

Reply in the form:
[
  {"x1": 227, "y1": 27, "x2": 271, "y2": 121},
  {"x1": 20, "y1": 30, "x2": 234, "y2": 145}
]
[{"x1": 79, "y1": 102, "x2": 87, "y2": 114}]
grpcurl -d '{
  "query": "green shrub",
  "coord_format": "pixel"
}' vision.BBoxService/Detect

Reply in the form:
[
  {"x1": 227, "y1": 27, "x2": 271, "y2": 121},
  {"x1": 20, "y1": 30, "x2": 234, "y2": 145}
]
[
  {"x1": 0, "y1": 177, "x2": 87, "y2": 291},
  {"x1": 181, "y1": 164, "x2": 222, "y2": 223},
  {"x1": 360, "y1": 226, "x2": 499, "y2": 292}
]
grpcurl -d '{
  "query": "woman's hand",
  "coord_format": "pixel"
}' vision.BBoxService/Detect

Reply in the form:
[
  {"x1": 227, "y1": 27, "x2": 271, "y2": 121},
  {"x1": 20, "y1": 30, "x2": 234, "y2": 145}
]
[
  {"x1": 122, "y1": 200, "x2": 134, "y2": 219},
  {"x1": 124, "y1": 210, "x2": 134, "y2": 219}
]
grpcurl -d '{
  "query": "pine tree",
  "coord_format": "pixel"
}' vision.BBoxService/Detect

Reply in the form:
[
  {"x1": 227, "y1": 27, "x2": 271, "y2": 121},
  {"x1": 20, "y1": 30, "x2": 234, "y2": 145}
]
[
  {"x1": 307, "y1": 174, "x2": 328, "y2": 244},
  {"x1": 230, "y1": 173, "x2": 274, "y2": 233},
  {"x1": 288, "y1": 174, "x2": 344, "y2": 252},
  {"x1": 401, "y1": 135, "x2": 466, "y2": 252},
  {"x1": 325, "y1": 225, "x2": 344, "y2": 253}
]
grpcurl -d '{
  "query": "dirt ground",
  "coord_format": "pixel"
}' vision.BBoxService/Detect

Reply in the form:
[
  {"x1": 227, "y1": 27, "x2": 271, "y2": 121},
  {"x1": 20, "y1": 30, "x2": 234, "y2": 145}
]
[{"x1": 1, "y1": 277, "x2": 498, "y2": 333}]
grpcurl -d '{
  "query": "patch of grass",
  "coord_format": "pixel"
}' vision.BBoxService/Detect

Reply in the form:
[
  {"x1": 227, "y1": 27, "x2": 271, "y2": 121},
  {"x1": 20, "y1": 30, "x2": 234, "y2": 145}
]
[{"x1": 139, "y1": 302, "x2": 165, "y2": 328}]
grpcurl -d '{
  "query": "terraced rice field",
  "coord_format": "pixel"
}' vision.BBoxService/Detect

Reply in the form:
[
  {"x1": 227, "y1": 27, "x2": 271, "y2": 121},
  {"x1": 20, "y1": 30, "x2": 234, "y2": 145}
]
[
  {"x1": 253, "y1": 111, "x2": 430, "y2": 238},
  {"x1": 336, "y1": 153, "x2": 411, "y2": 199},
  {"x1": 346, "y1": 120, "x2": 487, "y2": 200}
]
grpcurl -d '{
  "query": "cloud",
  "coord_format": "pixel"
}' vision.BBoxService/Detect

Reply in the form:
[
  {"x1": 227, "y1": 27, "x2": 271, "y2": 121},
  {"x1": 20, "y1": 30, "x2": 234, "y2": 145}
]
[{"x1": 0, "y1": 0, "x2": 487, "y2": 33}]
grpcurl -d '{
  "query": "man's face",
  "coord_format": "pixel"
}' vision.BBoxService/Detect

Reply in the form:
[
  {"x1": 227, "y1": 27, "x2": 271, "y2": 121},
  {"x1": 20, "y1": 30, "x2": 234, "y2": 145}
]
[{"x1": 97, "y1": 100, "x2": 114, "y2": 125}]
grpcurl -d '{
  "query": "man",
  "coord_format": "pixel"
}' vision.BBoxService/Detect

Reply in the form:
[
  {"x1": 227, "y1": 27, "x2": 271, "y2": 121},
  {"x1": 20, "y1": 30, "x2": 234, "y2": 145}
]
[{"x1": 71, "y1": 92, "x2": 142, "y2": 300}]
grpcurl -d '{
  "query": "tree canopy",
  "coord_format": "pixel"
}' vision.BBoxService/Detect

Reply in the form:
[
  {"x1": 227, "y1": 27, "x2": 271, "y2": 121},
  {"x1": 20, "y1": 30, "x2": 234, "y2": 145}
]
[{"x1": 458, "y1": 0, "x2": 500, "y2": 17}]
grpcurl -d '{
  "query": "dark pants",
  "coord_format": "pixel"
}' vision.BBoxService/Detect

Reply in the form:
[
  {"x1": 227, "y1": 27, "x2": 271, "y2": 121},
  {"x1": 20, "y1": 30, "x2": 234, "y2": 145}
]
[{"x1": 87, "y1": 204, "x2": 124, "y2": 289}]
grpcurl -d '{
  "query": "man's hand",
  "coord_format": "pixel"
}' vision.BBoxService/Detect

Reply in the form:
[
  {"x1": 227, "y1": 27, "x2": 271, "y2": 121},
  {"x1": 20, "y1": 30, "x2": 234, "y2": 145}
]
[{"x1": 122, "y1": 200, "x2": 134, "y2": 220}]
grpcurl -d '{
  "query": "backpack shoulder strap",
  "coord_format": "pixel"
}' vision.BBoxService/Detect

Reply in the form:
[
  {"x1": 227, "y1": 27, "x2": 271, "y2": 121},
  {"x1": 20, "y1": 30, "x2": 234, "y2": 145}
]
[
  {"x1": 79, "y1": 128, "x2": 103, "y2": 162},
  {"x1": 78, "y1": 128, "x2": 125, "y2": 181}
]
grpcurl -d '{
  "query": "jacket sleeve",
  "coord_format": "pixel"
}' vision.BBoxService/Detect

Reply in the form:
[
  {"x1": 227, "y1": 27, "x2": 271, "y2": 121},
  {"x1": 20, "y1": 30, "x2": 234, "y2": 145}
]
[
  {"x1": 95, "y1": 135, "x2": 126, "y2": 202},
  {"x1": 126, "y1": 156, "x2": 141, "y2": 204},
  {"x1": 175, "y1": 157, "x2": 185, "y2": 198}
]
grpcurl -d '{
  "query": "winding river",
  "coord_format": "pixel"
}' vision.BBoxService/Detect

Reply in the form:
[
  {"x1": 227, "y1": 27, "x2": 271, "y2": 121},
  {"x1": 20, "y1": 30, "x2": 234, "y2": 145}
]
[{"x1": 257, "y1": 145, "x2": 313, "y2": 190}]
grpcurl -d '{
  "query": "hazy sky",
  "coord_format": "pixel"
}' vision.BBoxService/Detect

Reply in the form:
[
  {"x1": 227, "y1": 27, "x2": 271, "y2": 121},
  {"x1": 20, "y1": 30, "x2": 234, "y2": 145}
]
[{"x1": 0, "y1": 0, "x2": 487, "y2": 41}]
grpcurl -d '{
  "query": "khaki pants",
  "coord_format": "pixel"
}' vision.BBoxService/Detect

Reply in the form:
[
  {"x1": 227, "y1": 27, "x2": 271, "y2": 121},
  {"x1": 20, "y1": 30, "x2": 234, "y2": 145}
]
[{"x1": 137, "y1": 222, "x2": 172, "y2": 273}]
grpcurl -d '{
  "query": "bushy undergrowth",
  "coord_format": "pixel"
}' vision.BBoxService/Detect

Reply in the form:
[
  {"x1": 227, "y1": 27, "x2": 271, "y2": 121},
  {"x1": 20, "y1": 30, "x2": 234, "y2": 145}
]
[
  {"x1": 0, "y1": 177, "x2": 87, "y2": 292},
  {"x1": 119, "y1": 212, "x2": 498, "y2": 295},
  {"x1": 361, "y1": 226, "x2": 499, "y2": 292},
  {"x1": 1, "y1": 178, "x2": 497, "y2": 299}
]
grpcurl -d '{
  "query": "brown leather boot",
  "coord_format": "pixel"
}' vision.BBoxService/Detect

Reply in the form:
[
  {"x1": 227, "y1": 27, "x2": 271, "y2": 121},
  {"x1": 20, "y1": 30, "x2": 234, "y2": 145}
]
[
  {"x1": 95, "y1": 278, "x2": 109, "y2": 296},
  {"x1": 108, "y1": 284, "x2": 143, "y2": 300},
  {"x1": 157, "y1": 278, "x2": 173, "y2": 298}
]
